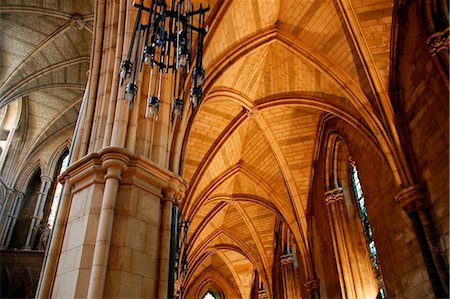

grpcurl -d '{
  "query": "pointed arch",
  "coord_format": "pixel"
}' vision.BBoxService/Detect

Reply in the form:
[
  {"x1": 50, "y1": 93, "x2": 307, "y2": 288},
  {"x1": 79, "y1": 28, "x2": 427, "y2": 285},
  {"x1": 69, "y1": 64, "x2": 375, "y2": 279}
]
[
  {"x1": 47, "y1": 140, "x2": 71, "y2": 179},
  {"x1": 10, "y1": 267, "x2": 33, "y2": 299},
  {"x1": 14, "y1": 159, "x2": 43, "y2": 193}
]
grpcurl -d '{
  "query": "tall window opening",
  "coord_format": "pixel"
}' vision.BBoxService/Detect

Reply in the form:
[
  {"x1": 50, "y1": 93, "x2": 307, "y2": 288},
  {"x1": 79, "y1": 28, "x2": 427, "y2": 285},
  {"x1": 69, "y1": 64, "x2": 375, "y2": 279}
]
[
  {"x1": 47, "y1": 153, "x2": 69, "y2": 228},
  {"x1": 350, "y1": 161, "x2": 386, "y2": 298},
  {"x1": 202, "y1": 292, "x2": 216, "y2": 299}
]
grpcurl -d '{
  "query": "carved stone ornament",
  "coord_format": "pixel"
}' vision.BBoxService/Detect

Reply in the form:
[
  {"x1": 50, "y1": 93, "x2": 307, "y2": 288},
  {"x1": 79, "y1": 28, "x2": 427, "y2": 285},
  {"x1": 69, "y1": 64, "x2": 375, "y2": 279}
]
[
  {"x1": 324, "y1": 187, "x2": 344, "y2": 204},
  {"x1": 246, "y1": 107, "x2": 260, "y2": 119},
  {"x1": 280, "y1": 253, "x2": 294, "y2": 265},
  {"x1": 427, "y1": 27, "x2": 449, "y2": 56},
  {"x1": 257, "y1": 289, "x2": 268, "y2": 299},
  {"x1": 71, "y1": 14, "x2": 86, "y2": 30}
]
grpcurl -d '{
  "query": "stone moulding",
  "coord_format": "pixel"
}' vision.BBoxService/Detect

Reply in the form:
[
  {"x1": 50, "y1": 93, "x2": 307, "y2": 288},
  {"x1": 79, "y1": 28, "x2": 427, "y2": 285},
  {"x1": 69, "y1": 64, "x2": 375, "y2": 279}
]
[{"x1": 59, "y1": 147, "x2": 187, "y2": 198}]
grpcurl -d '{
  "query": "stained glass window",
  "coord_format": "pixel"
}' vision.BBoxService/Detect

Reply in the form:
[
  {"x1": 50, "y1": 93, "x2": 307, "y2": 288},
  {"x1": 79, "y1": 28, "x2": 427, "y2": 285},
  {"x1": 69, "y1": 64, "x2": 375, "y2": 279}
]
[{"x1": 350, "y1": 162, "x2": 386, "y2": 299}]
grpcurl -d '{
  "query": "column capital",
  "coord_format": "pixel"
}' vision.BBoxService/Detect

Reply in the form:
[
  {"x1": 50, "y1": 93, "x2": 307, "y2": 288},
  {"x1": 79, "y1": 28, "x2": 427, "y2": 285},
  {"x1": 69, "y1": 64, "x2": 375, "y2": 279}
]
[
  {"x1": 162, "y1": 178, "x2": 187, "y2": 205},
  {"x1": 100, "y1": 147, "x2": 131, "y2": 171},
  {"x1": 257, "y1": 289, "x2": 268, "y2": 299},
  {"x1": 324, "y1": 187, "x2": 344, "y2": 204},
  {"x1": 304, "y1": 279, "x2": 320, "y2": 297},
  {"x1": 99, "y1": 147, "x2": 132, "y2": 180},
  {"x1": 280, "y1": 253, "x2": 294, "y2": 265},
  {"x1": 13, "y1": 190, "x2": 25, "y2": 200},
  {"x1": 40, "y1": 175, "x2": 53, "y2": 183},
  {"x1": 395, "y1": 184, "x2": 426, "y2": 213}
]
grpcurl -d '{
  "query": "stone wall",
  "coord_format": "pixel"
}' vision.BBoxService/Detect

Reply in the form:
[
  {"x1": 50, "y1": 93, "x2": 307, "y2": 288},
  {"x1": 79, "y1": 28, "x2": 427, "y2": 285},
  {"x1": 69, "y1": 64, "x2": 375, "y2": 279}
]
[
  {"x1": 394, "y1": 0, "x2": 449, "y2": 268},
  {"x1": 0, "y1": 250, "x2": 44, "y2": 298},
  {"x1": 311, "y1": 117, "x2": 434, "y2": 297}
]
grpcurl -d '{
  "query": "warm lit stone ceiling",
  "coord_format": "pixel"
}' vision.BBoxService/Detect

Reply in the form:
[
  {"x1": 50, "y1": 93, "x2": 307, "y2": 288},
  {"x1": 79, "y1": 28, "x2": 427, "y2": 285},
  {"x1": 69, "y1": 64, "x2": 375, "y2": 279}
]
[
  {"x1": 182, "y1": 0, "x2": 393, "y2": 297},
  {"x1": 0, "y1": 0, "x2": 93, "y2": 158}
]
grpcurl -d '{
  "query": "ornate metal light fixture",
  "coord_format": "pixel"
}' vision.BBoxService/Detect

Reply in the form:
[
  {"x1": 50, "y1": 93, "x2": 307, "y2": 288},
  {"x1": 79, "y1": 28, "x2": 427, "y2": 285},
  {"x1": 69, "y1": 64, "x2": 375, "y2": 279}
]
[{"x1": 120, "y1": 0, "x2": 209, "y2": 121}]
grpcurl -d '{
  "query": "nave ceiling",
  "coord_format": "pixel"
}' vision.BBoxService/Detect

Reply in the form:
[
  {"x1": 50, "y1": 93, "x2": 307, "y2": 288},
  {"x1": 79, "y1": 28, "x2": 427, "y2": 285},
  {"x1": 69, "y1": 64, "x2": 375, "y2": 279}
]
[
  {"x1": 0, "y1": 0, "x2": 93, "y2": 179},
  {"x1": 181, "y1": 0, "x2": 393, "y2": 298}
]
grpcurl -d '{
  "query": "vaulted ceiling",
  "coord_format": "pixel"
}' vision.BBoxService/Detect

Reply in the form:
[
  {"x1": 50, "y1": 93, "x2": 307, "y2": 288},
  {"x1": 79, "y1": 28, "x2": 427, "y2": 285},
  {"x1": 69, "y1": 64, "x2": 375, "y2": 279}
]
[
  {"x1": 182, "y1": 0, "x2": 394, "y2": 298},
  {"x1": 1, "y1": 0, "x2": 394, "y2": 298},
  {"x1": 0, "y1": 0, "x2": 93, "y2": 164}
]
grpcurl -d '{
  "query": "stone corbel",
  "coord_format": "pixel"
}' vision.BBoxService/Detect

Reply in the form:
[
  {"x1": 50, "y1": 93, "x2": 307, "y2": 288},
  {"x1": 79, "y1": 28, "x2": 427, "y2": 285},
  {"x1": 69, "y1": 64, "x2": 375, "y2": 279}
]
[
  {"x1": 304, "y1": 279, "x2": 320, "y2": 298},
  {"x1": 395, "y1": 184, "x2": 425, "y2": 213},
  {"x1": 427, "y1": 27, "x2": 449, "y2": 56}
]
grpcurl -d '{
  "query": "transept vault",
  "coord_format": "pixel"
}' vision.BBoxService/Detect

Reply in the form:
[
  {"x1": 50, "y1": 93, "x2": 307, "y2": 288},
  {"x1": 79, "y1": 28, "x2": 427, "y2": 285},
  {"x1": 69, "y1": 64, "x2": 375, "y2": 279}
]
[{"x1": 0, "y1": 0, "x2": 448, "y2": 298}]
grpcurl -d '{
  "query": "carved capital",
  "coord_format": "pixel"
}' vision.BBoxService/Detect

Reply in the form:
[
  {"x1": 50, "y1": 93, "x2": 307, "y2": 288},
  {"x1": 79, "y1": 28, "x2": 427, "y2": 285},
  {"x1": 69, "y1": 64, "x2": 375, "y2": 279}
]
[
  {"x1": 324, "y1": 187, "x2": 344, "y2": 205},
  {"x1": 13, "y1": 191, "x2": 25, "y2": 200},
  {"x1": 99, "y1": 147, "x2": 131, "y2": 180},
  {"x1": 427, "y1": 27, "x2": 449, "y2": 56},
  {"x1": 40, "y1": 175, "x2": 52, "y2": 183},
  {"x1": 162, "y1": 178, "x2": 186, "y2": 205},
  {"x1": 395, "y1": 184, "x2": 426, "y2": 214},
  {"x1": 305, "y1": 279, "x2": 320, "y2": 296},
  {"x1": 280, "y1": 253, "x2": 294, "y2": 265},
  {"x1": 257, "y1": 289, "x2": 268, "y2": 299}
]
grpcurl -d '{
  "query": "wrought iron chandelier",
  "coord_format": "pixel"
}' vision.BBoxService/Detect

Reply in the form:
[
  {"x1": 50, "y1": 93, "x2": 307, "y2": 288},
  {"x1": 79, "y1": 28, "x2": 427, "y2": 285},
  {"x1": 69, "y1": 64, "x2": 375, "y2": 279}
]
[{"x1": 120, "y1": 0, "x2": 209, "y2": 121}]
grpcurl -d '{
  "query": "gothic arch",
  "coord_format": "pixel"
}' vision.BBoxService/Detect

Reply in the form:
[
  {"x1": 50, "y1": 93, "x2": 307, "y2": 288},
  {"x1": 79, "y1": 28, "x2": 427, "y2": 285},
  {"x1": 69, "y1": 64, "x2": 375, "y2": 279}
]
[
  {"x1": 47, "y1": 140, "x2": 70, "y2": 179},
  {"x1": 321, "y1": 130, "x2": 381, "y2": 299},
  {"x1": 9, "y1": 267, "x2": 33, "y2": 299},
  {"x1": 14, "y1": 159, "x2": 43, "y2": 194}
]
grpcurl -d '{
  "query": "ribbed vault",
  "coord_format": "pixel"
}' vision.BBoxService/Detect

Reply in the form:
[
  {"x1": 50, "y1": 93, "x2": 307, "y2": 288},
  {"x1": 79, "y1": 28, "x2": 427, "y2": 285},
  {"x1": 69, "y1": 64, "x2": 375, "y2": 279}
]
[
  {"x1": 0, "y1": 0, "x2": 93, "y2": 179},
  {"x1": 181, "y1": 0, "x2": 394, "y2": 298}
]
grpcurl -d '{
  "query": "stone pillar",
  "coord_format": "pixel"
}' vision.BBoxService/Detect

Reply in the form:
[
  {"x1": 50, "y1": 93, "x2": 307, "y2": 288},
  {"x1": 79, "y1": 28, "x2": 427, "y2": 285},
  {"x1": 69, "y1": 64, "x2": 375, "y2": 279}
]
[
  {"x1": 24, "y1": 175, "x2": 52, "y2": 249},
  {"x1": 396, "y1": 184, "x2": 448, "y2": 297},
  {"x1": 280, "y1": 253, "x2": 295, "y2": 299},
  {"x1": 36, "y1": 1, "x2": 189, "y2": 297},
  {"x1": 158, "y1": 181, "x2": 183, "y2": 299},
  {"x1": 1, "y1": 191, "x2": 24, "y2": 248},
  {"x1": 86, "y1": 152, "x2": 129, "y2": 299},
  {"x1": 37, "y1": 178, "x2": 73, "y2": 299},
  {"x1": 304, "y1": 279, "x2": 320, "y2": 299},
  {"x1": 0, "y1": 188, "x2": 13, "y2": 231},
  {"x1": 36, "y1": 147, "x2": 187, "y2": 299},
  {"x1": 0, "y1": 188, "x2": 12, "y2": 217},
  {"x1": 324, "y1": 187, "x2": 378, "y2": 299}
]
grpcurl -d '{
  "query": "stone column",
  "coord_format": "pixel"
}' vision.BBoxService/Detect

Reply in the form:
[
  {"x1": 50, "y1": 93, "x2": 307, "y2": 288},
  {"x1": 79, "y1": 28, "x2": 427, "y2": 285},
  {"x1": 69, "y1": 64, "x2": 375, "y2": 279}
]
[
  {"x1": 158, "y1": 181, "x2": 183, "y2": 299},
  {"x1": 304, "y1": 279, "x2": 320, "y2": 299},
  {"x1": 24, "y1": 175, "x2": 52, "y2": 249},
  {"x1": 396, "y1": 184, "x2": 448, "y2": 297},
  {"x1": 36, "y1": 178, "x2": 73, "y2": 299},
  {"x1": 86, "y1": 151, "x2": 129, "y2": 299},
  {"x1": 324, "y1": 187, "x2": 378, "y2": 299},
  {"x1": 36, "y1": 1, "x2": 189, "y2": 297},
  {"x1": 1, "y1": 191, "x2": 24, "y2": 248},
  {"x1": 0, "y1": 188, "x2": 12, "y2": 217},
  {"x1": 280, "y1": 253, "x2": 294, "y2": 299},
  {"x1": 0, "y1": 188, "x2": 13, "y2": 232}
]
